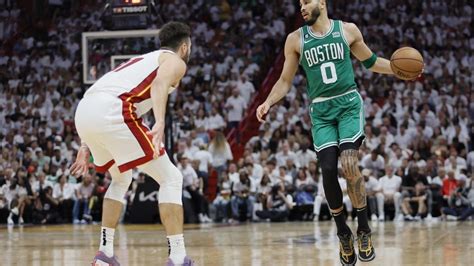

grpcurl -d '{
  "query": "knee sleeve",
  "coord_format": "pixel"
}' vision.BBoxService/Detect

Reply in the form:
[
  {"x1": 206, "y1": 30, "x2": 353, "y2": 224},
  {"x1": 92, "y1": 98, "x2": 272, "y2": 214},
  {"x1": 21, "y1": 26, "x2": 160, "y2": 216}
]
[
  {"x1": 317, "y1": 146, "x2": 343, "y2": 210},
  {"x1": 105, "y1": 165, "x2": 133, "y2": 204},
  {"x1": 139, "y1": 156, "x2": 183, "y2": 205}
]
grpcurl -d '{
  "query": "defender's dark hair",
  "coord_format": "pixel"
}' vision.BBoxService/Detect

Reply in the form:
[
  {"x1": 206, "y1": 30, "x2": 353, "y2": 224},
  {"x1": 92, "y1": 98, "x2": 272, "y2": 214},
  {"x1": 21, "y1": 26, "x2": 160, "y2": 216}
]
[{"x1": 159, "y1": 22, "x2": 191, "y2": 50}]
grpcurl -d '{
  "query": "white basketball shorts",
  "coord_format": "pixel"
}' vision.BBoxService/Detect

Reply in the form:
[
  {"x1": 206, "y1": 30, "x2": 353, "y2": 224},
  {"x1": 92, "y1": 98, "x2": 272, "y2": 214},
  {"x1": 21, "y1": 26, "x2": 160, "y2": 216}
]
[{"x1": 75, "y1": 92, "x2": 163, "y2": 173}]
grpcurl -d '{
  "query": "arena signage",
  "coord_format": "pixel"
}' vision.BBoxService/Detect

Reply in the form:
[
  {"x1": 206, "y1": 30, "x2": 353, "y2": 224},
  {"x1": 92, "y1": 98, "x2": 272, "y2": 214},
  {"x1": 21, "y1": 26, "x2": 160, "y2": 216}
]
[{"x1": 112, "y1": 5, "x2": 148, "y2": 14}]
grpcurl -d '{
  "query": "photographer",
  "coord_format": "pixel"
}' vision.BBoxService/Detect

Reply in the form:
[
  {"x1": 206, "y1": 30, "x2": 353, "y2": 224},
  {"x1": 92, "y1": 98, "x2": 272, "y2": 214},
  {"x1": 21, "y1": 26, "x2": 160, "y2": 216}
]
[{"x1": 256, "y1": 183, "x2": 294, "y2": 222}]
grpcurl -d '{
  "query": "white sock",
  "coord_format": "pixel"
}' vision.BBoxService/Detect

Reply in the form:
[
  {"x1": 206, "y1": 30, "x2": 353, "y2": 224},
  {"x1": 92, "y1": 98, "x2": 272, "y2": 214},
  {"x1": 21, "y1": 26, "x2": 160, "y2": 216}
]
[
  {"x1": 99, "y1": 226, "x2": 115, "y2": 257},
  {"x1": 167, "y1": 234, "x2": 186, "y2": 264}
]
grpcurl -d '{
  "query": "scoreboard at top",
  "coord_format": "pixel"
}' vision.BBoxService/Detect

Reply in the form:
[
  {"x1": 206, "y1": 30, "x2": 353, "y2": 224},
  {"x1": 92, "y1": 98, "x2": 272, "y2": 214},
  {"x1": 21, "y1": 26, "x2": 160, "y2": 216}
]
[
  {"x1": 107, "y1": 0, "x2": 150, "y2": 29},
  {"x1": 112, "y1": 0, "x2": 148, "y2": 15}
]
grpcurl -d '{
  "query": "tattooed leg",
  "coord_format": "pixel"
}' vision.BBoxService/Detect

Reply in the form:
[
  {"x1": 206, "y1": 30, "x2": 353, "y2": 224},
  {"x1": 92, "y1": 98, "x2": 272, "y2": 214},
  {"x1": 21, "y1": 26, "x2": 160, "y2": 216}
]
[{"x1": 340, "y1": 149, "x2": 366, "y2": 209}]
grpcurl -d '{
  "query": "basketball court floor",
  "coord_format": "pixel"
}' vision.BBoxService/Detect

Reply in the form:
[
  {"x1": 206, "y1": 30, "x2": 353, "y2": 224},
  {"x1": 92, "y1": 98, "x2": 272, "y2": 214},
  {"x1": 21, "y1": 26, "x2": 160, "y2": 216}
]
[{"x1": 2, "y1": 221, "x2": 473, "y2": 265}]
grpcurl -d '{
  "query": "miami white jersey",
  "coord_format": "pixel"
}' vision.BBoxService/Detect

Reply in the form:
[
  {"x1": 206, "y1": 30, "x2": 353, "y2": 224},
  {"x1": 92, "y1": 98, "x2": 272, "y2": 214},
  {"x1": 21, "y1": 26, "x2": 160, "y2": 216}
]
[
  {"x1": 85, "y1": 49, "x2": 177, "y2": 117},
  {"x1": 76, "y1": 49, "x2": 179, "y2": 173}
]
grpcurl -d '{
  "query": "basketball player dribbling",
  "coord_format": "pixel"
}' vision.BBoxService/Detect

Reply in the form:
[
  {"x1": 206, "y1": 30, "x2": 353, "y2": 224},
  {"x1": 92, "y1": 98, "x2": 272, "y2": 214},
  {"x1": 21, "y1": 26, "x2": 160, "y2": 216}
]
[
  {"x1": 70, "y1": 22, "x2": 194, "y2": 266},
  {"x1": 257, "y1": 1, "x2": 419, "y2": 265}
]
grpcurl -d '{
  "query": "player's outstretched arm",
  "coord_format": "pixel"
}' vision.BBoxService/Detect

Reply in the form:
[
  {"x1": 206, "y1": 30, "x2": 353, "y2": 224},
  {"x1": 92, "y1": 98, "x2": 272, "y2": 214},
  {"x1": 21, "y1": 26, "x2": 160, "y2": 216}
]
[
  {"x1": 256, "y1": 31, "x2": 300, "y2": 123},
  {"x1": 148, "y1": 55, "x2": 187, "y2": 154},
  {"x1": 344, "y1": 22, "x2": 394, "y2": 75}
]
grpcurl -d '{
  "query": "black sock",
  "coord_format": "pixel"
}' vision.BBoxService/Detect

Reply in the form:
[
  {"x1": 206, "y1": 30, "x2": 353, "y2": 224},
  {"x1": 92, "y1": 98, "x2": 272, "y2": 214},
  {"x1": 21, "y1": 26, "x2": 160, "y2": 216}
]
[
  {"x1": 333, "y1": 209, "x2": 351, "y2": 235},
  {"x1": 356, "y1": 207, "x2": 371, "y2": 234}
]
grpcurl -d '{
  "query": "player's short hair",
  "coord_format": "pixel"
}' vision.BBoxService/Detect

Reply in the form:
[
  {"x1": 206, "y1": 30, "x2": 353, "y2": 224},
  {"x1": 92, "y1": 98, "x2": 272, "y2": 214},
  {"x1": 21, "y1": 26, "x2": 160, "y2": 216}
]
[{"x1": 159, "y1": 21, "x2": 191, "y2": 50}]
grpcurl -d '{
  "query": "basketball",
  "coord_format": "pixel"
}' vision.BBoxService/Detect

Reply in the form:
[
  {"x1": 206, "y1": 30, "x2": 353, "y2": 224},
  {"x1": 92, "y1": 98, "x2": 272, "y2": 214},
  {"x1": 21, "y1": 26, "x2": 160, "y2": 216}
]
[{"x1": 390, "y1": 47, "x2": 424, "y2": 80}]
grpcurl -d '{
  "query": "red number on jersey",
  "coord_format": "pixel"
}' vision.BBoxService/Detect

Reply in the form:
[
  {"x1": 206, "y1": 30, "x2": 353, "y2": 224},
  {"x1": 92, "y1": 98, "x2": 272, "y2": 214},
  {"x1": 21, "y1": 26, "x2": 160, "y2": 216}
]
[{"x1": 113, "y1": 57, "x2": 143, "y2": 72}]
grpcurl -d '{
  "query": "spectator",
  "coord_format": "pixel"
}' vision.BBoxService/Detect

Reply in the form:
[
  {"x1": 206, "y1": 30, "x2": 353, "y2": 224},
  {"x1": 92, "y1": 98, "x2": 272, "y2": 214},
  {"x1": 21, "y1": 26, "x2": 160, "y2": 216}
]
[
  {"x1": 256, "y1": 173, "x2": 273, "y2": 207},
  {"x1": 209, "y1": 131, "x2": 233, "y2": 179},
  {"x1": 227, "y1": 163, "x2": 240, "y2": 184},
  {"x1": 402, "y1": 166, "x2": 433, "y2": 220},
  {"x1": 295, "y1": 168, "x2": 315, "y2": 189},
  {"x1": 0, "y1": 188, "x2": 8, "y2": 222},
  {"x1": 207, "y1": 107, "x2": 226, "y2": 131},
  {"x1": 456, "y1": 174, "x2": 474, "y2": 221},
  {"x1": 362, "y1": 169, "x2": 383, "y2": 221},
  {"x1": 33, "y1": 186, "x2": 60, "y2": 224},
  {"x1": 378, "y1": 166, "x2": 403, "y2": 221},
  {"x1": 295, "y1": 142, "x2": 316, "y2": 169},
  {"x1": 256, "y1": 184, "x2": 294, "y2": 222},
  {"x1": 225, "y1": 88, "x2": 246, "y2": 132},
  {"x1": 275, "y1": 166, "x2": 292, "y2": 186},
  {"x1": 230, "y1": 171, "x2": 255, "y2": 222},
  {"x1": 32, "y1": 171, "x2": 53, "y2": 197},
  {"x1": 294, "y1": 170, "x2": 317, "y2": 221},
  {"x1": 178, "y1": 154, "x2": 211, "y2": 223},
  {"x1": 275, "y1": 141, "x2": 298, "y2": 168},
  {"x1": 236, "y1": 75, "x2": 255, "y2": 104},
  {"x1": 72, "y1": 174, "x2": 94, "y2": 224},
  {"x1": 361, "y1": 150, "x2": 385, "y2": 177},
  {"x1": 441, "y1": 176, "x2": 471, "y2": 221},
  {"x1": 53, "y1": 174, "x2": 74, "y2": 222},
  {"x1": 192, "y1": 144, "x2": 213, "y2": 191},
  {"x1": 183, "y1": 95, "x2": 200, "y2": 113},
  {"x1": 442, "y1": 171, "x2": 459, "y2": 200},
  {"x1": 4, "y1": 177, "x2": 29, "y2": 225},
  {"x1": 212, "y1": 173, "x2": 232, "y2": 222},
  {"x1": 244, "y1": 156, "x2": 264, "y2": 184},
  {"x1": 401, "y1": 178, "x2": 428, "y2": 220},
  {"x1": 193, "y1": 109, "x2": 209, "y2": 130}
]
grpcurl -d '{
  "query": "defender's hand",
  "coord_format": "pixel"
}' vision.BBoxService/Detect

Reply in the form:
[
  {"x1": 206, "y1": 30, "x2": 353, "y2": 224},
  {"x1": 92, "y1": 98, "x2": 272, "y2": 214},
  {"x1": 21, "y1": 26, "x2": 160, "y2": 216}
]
[
  {"x1": 147, "y1": 121, "x2": 165, "y2": 158},
  {"x1": 256, "y1": 102, "x2": 271, "y2": 123},
  {"x1": 70, "y1": 146, "x2": 90, "y2": 177}
]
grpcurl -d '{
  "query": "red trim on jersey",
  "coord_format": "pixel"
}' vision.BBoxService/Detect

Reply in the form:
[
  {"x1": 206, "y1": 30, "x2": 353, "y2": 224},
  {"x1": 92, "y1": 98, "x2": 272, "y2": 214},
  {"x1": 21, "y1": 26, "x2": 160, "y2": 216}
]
[
  {"x1": 116, "y1": 68, "x2": 158, "y2": 173},
  {"x1": 95, "y1": 159, "x2": 115, "y2": 174},
  {"x1": 113, "y1": 57, "x2": 144, "y2": 72}
]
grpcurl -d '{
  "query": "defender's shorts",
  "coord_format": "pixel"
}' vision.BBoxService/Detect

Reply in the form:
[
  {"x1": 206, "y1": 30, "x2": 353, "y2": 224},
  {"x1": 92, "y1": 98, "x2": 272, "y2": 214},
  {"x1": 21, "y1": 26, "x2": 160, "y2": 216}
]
[
  {"x1": 309, "y1": 89, "x2": 365, "y2": 152},
  {"x1": 75, "y1": 92, "x2": 160, "y2": 173}
]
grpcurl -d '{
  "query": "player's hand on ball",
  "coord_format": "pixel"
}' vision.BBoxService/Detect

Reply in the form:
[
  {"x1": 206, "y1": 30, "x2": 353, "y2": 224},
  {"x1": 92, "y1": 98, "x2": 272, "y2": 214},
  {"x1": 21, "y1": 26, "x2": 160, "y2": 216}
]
[
  {"x1": 256, "y1": 102, "x2": 271, "y2": 123},
  {"x1": 147, "y1": 121, "x2": 165, "y2": 158},
  {"x1": 69, "y1": 146, "x2": 90, "y2": 177}
]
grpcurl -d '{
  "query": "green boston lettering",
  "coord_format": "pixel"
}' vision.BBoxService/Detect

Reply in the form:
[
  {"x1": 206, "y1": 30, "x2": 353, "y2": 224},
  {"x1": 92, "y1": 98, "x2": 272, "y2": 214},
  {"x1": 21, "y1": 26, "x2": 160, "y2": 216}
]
[{"x1": 300, "y1": 20, "x2": 357, "y2": 99}]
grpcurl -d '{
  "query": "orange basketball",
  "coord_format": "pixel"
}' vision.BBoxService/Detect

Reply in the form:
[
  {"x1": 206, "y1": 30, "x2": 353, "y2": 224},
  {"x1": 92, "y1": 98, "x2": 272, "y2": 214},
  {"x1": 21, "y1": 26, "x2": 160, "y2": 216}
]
[{"x1": 390, "y1": 47, "x2": 424, "y2": 80}]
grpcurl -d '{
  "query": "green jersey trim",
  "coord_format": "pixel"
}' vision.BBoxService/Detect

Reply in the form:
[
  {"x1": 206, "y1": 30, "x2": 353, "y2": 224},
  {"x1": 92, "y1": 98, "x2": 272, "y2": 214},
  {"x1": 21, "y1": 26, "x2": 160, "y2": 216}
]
[
  {"x1": 299, "y1": 27, "x2": 304, "y2": 64},
  {"x1": 339, "y1": 20, "x2": 350, "y2": 48},
  {"x1": 307, "y1": 19, "x2": 334, "y2": 39},
  {"x1": 314, "y1": 141, "x2": 339, "y2": 152}
]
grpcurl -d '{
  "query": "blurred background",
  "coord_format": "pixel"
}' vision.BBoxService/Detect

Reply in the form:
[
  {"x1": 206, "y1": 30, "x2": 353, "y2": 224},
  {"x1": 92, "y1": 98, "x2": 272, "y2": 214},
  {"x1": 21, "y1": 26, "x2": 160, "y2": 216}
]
[{"x1": 0, "y1": 0, "x2": 473, "y2": 227}]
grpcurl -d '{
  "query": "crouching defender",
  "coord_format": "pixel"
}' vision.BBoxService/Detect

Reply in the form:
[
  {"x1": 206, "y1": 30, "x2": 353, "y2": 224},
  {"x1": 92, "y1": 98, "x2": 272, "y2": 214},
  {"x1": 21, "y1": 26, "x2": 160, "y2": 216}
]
[{"x1": 71, "y1": 22, "x2": 194, "y2": 266}]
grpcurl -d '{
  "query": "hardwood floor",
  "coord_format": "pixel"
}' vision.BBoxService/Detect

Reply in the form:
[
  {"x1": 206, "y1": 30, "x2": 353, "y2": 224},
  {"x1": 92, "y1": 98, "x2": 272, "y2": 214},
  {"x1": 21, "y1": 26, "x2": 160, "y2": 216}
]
[{"x1": 1, "y1": 221, "x2": 473, "y2": 265}]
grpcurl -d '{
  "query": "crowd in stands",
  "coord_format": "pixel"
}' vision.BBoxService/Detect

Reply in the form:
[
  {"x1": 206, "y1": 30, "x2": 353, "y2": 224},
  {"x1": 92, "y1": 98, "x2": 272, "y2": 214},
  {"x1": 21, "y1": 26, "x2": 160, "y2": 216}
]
[{"x1": 1, "y1": 0, "x2": 474, "y2": 225}]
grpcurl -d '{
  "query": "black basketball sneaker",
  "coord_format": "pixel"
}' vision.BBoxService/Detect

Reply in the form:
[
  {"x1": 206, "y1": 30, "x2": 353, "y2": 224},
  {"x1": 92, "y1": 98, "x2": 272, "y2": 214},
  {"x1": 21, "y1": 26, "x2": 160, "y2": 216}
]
[
  {"x1": 357, "y1": 231, "x2": 376, "y2": 262},
  {"x1": 338, "y1": 232, "x2": 357, "y2": 266}
]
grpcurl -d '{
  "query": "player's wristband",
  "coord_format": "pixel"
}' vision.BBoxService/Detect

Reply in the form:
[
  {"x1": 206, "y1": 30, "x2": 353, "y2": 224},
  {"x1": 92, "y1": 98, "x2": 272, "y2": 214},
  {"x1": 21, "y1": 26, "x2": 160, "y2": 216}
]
[{"x1": 362, "y1": 53, "x2": 377, "y2": 69}]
